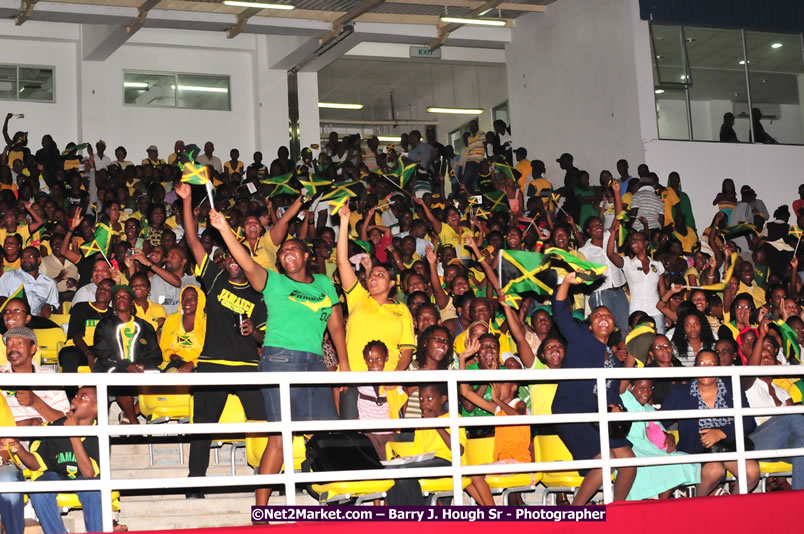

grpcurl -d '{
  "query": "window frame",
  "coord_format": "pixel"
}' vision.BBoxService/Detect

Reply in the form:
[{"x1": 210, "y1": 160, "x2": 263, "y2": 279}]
[
  {"x1": 122, "y1": 70, "x2": 231, "y2": 112},
  {"x1": 0, "y1": 63, "x2": 56, "y2": 103}
]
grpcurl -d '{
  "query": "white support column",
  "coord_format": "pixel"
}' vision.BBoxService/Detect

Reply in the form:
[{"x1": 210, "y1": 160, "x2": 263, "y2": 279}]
[
  {"x1": 296, "y1": 71, "x2": 320, "y2": 150},
  {"x1": 254, "y1": 34, "x2": 290, "y2": 153}
]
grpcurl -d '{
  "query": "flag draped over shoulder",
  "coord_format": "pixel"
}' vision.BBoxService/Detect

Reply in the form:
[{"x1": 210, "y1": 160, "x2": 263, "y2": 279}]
[{"x1": 80, "y1": 223, "x2": 111, "y2": 258}]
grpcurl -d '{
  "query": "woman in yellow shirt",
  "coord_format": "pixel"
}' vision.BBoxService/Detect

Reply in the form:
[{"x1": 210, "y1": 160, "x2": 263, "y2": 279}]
[
  {"x1": 415, "y1": 197, "x2": 474, "y2": 261},
  {"x1": 160, "y1": 285, "x2": 206, "y2": 372},
  {"x1": 130, "y1": 272, "x2": 167, "y2": 341}
]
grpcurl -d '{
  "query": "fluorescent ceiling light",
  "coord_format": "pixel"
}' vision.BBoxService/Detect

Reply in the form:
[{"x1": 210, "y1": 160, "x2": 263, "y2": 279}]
[
  {"x1": 679, "y1": 75, "x2": 687, "y2": 80},
  {"x1": 318, "y1": 102, "x2": 363, "y2": 110},
  {"x1": 739, "y1": 60, "x2": 750, "y2": 65},
  {"x1": 222, "y1": 1, "x2": 295, "y2": 9},
  {"x1": 654, "y1": 89, "x2": 664, "y2": 94},
  {"x1": 171, "y1": 85, "x2": 229, "y2": 93},
  {"x1": 377, "y1": 136, "x2": 401, "y2": 142},
  {"x1": 427, "y1": 106, "x2": 483, "y2": 115},
  {"x1": 439, "y1": 16, "x2": 506, "y2": 26},
  {"x1": 124, "y1": 82, "x2": 149, "y2": 88},
  {"x1": 771, "y1": 42, "x2": 783, "y2": 49}
]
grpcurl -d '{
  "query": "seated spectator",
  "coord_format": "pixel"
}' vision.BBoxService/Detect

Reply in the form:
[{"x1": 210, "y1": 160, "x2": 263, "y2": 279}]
[
  {"x1": 0, "y1": 298, "x2": 42, "y2": 365},
  {"x1": 159, "y1": 285, "x2": 206, "y2": 372},
  {"x1": 0, "y1": 326, "x2": 69, "y2": 534},
  {"x1": 130, "y1": 272, "x2": 167, "y2": 341},
  {"x1": 357, "y1": 340, "x2": 406, "y2": 460},
  {"x1": 58, "y1": 278, "x2": 114, "y2": 373},
  {"x1": 661, "y1": 350, "x2": 759, "y2": 496},
  {"x1": 39, "y1": 233, "x2": 78, "y2": 301},
  {"x1": 3, "y1": 387, "x2": 101, "y2": 534},
  {"x1": 0, "y1": 246, "x2": 58, "y2": 317},
  {"x1": 93, "y1": 285, "x2": 161, "y2": 424}
]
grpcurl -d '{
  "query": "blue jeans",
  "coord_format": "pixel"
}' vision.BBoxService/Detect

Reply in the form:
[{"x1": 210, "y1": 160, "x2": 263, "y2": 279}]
[
  {"x1": 30, "y1": 471, "x2": 102, "y2": 534},
  {"x1": 258, "y1": 347, "x2": 338, "y2": 422},
  {"x1": 749, "y1": 414, "x2": 804, "y2": 490},
  {"x1": 0, "y1": 464, "x2": 24, "y2": 534},
  {"x1": 588, "y1": 286, "x2": 630, "y2": 335}
]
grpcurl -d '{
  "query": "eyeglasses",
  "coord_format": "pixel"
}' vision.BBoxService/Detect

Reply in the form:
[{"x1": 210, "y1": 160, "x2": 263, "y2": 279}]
[
  {"x1": 736, "y1": 304, "x2": 751, "y2": 310},
  {"x1": 653, "y1": 343, "x2": 672, "y2": 350}
]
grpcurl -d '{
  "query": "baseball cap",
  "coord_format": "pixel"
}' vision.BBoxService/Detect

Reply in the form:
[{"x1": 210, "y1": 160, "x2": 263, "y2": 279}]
[
  {"x1": 556, "y1": 153, "x2": 573, "y2": 163},
  {"x1": 3, "y1": 326, "x2": 37, "y2": 346},
  {"x1": 112, "y1": 284, "x2": 134, "y2": 297}
]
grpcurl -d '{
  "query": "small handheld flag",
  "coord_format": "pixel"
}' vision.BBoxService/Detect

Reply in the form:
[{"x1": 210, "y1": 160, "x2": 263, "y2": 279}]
[
  {"x1": 0, "y1": 284, "x2": 26, "y2": 315},
  {"x1": 181, "y1": 163, "x2": 210, "y2": 186}
]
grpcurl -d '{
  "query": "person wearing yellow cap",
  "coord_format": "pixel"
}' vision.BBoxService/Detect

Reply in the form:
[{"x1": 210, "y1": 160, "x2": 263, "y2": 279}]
[{"x1": 142, "y1": 145, "x2": 164, "y2": 167}]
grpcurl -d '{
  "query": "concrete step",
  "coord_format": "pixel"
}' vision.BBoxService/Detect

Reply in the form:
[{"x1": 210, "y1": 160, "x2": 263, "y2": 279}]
[{"x1": 112, "y1": 463, "x2": 254, "y2": 480}]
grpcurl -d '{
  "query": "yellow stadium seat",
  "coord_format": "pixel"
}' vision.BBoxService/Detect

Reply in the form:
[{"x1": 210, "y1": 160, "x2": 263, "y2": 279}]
[
  {"x1": 532, "y1": 435, "x2": 584, "y2": 504},
  {"x1": 48, "y1": 314, "x2": 70, "y2": 330},
  {"x1": 311, "y1": 479, "x2": 396, "y2": 505},
  {"x1": 35, "y1": 327, "x2": 66, "y2": 367},
  {"x1": 61, "y1": 301, "x2": 71, "y2": 314},
  {"x1": 190, "y1": 394, "x2": 246, "y2": 475},
  {"x1": 464, "y1": 437, "x2": 541, "y2": 504},
  {"x1": 245, "y1": 431, "x2": 306, "y2": 472},
  {"x1": 759, "y1": 461, "x2": 793, "y2": 493},
  {"x1": 386, "y1": 441, "x2": 471, "y2": 504},
  {"x1": 139, "y1": 388, "x2": 192, "y2": 466},
  {"x1": 56, "y1": 491, "x2": 121, "y2": 513}
]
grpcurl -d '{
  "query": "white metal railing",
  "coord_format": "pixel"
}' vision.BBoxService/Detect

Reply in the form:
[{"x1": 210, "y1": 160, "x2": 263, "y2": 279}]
[{"x1": 0, "y1": 365, "x2": 803, "y2": 532}]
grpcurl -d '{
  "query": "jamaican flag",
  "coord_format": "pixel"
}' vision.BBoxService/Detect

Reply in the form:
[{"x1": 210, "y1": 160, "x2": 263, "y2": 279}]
[
  {"x1": 616, "y1": 211, "x2": 630, "y2": 247},
  {"x1": 299, "y1": 175, "x2": 332, "y2": 196},
  {"x1": 319, "y1": 180, "x2": 361, "y2": 215},
  {"x1": 181, "y1": 162, "x2": 210, "y2": 185},
  {"x1": 0, "y1": 284, "x2": 26, "y2": 314},
  {"x1": 261, "y1": 172, "x2": 299, "y2": 198},
  {"x1": 543, "y1": 247, "x2": 608, "y2": 283},
  {"x1": 498, "y1": 249, "x2": 558, "y2": 307},
  {"x1": 383, "y1": 158, "x2": 417, "y2": 190},
  {"x1": 790, "y1": 226, "x2": 803, "y2": 241},
  {"x1": 80, "y1": 222, "x2": 111, "y2": 258},
  {"x1": 695, "y1": 253, "x2": 737, "y2": 291},
  {"x1": 483, "y1": 190, "x2": 509, "y2": 213},
  {"x1": 494, "y1": 161, "x2": 520, "y2": 182},
  {"x1": 774, "y1": 319, "x2": 801, "y2": 364},
  {"x1": 720, "y1": 223, "x2": 759, "y2": 240}
]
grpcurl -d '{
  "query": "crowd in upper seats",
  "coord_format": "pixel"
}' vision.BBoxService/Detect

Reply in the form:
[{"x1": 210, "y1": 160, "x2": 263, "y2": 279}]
[{"x1": 0, "y1": 110, "x2": 803, "y2": 529}]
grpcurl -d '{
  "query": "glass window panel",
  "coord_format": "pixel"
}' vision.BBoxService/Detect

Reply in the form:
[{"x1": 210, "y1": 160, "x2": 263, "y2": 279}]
[
  {"x1": 175, "y1": 74, "x2": 230, "y2": 111},
  {"x1": 0, "y1": 66, "x2": 17, "y2": 100},
  {"x1": 745, "y1": 31, "x2": 804, "y2": 145},
  {"x1": 651, "y1": 24, "x2": 688, "y2": 85},
  {"x1": 18, "y1": 67, "x2": 53, "y2": 102},
  {"x1": 123, "y1": 71, "x2": 176, "y2": 107},
  {"x1": 684, "y1": 28, "x2": 748, "y2": 142},
  {"x1": 655, "y1": 88, "x2": 691, "y2": 140}
]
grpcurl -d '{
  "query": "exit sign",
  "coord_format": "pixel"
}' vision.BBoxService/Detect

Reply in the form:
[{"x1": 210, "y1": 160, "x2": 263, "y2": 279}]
[{"x1": 409, "y1": 46, "x2": 442, "y2": 59}]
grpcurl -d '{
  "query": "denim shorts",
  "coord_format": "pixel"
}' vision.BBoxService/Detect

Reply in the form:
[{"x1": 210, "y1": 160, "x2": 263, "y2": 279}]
[{"x1": 258, "y1": 346, "x2": 338, "y2": 422}]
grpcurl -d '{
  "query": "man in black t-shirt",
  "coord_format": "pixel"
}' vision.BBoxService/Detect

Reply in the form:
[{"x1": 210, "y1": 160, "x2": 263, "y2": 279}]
[
  {"x1": 177, "y1": 183, "x2": 267, "y2": 498},
  {"x1": 4, "y1": 387, "x2": 101, "y2": 534}
]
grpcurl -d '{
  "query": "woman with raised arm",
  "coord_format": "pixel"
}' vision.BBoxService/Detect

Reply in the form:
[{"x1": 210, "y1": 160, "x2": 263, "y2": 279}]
[
  {"x1": 207, "y1": 196, "x2": 348, "y2": 509},
  {"x1": 550, "y1": 273, "x2": 637, "y2": 504}
]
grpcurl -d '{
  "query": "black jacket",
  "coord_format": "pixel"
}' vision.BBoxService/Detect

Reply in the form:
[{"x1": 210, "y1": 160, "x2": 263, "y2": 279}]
[{"x1": 92, "y1": 315, "x2": 161, "y2": 373}]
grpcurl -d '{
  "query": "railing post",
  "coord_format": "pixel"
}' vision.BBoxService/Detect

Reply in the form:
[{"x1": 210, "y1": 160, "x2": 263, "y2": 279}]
[
  {"x1": 731, "y1": 374, "x2": 748, "y2": 495},
  {"x1": 279, "y1": 381, "x2": 296, "y2": 504},
  {"x1": 97, "y1": 381, "x2": 113, "y2": 532},
  {"x1": 447, "y1": 376, "x2": 463, "y2": 504},
  {"x1": 596, "y1": 376, "x2": 614, "y2": 503}
]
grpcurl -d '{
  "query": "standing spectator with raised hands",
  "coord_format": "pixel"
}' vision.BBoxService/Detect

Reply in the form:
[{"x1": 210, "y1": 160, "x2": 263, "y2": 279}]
[
  {"x1": 550, "y1": 273, "x2": 637, "y2": 504},
  {"x1": 175, "y1": 183, "x2": 268, "y2": 499},
  {"x1": 207, "y1": 198, "x2": 348, "y2": 508},
  {"x1": 336, "y1": 204, "x2": 415, "y2": 416}
]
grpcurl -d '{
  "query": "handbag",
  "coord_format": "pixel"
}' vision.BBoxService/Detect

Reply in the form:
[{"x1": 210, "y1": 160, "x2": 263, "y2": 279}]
[
  {"x1": 302, "y1": 431, "x2": 383, "y2": 473},
  {"x1": 590, "y1": 404, "x2": 632, "y2": 441}
]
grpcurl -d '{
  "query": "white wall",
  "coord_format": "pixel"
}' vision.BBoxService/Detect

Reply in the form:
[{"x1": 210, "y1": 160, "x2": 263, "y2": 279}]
[
  {"x1": 0, "y1": 22, "x2": 301, "y2": 160},
  {"x1": 505, "y1": 0, "x2": 645, "y2": 182},
  {"x1": 644, "y1": 140, "x2": 804, "y2": 227}
]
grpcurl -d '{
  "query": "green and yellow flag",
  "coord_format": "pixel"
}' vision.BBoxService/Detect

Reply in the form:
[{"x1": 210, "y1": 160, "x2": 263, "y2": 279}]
[
  {"x1": 261, "y1": 172, "x2": 299, "y2": 198},
  {"x1": 320, "y1": 180, "x2": 361, "y2": 202},
  {"x1": 383, "y1": 158, "x2": 417, "y2": 190},
  {"x1": 720, "y1": 223, "x2": 759, "y2": 240},
  {"x1": 494, "y1": 162, "x2": 519, "y2": 182},
  {"x1": 299, "y1": 175, "x2": 332, "y2": 196},
  {"x1": 774, "y1": 319, "x2": 801, "y2": 364},
  {"x1": 498, "y1": 249, "x2": 557, "y2": 307},
  {"x1": 181, "y1": 163, "x2": 210, "y2": 186},
  {"x1": 790, "y1": 226, "x2": 803, "y2": 241},
  {"x1": 694, "y1": 253, "x2": 737, "y2": 291},
  {"x1": 80, "y1": 223, "x2": 111, "y2": 258},
  {"x1": 543, "y1": 247, "x2": 608, "y2": 283},
  {"x1": 483, "y1": 190, "x2": 509, "y2": 213}
]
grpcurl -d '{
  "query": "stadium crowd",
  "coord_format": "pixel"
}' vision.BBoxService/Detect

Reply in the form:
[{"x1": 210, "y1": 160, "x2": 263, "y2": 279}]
[{"x1": 0, "y1": 111, "x2": 803, "y2": 530}]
